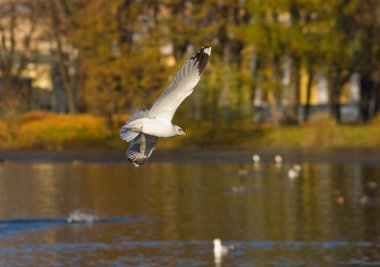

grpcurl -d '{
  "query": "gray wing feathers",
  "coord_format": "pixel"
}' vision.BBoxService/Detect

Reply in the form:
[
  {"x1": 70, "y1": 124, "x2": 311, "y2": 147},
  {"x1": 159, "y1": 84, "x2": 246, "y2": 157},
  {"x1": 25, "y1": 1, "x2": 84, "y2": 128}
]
[
  {"x1": 126, "y1": 133, "x2": 158, "y2": 167},
  {"x1": 120, "y1": 110, "x2": 149, "y2": 142},
  {"x1": 131, "y1": 110, "x2": 150, "y2": 120},
  {"x1": 149, "y1": 46, "x2": 211, "y2": 122},
  {"x1": 120, "y1": 130, "x2": 139, "y2": 143}
]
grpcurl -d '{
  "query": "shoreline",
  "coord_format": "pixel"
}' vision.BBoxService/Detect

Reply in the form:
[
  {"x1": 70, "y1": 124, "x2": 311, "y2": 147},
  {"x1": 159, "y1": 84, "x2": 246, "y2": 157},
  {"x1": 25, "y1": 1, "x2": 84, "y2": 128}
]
[
  {"x1": 1, "y1": 147, "x2": 380, "y2": 165},
  {"x1": 1, "y1": 112, "x2": 380, "y2": 152}
]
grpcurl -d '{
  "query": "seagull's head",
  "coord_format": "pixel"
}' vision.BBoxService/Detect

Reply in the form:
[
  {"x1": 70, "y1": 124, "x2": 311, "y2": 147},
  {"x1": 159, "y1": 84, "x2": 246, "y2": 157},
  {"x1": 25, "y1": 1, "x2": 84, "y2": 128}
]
[{"x1": 173, "y1": 125, "x2": 187, "y2": 136}]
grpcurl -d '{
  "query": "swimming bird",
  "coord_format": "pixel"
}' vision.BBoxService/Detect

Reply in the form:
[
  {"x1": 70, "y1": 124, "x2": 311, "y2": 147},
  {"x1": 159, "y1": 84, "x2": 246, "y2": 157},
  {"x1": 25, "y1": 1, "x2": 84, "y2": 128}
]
[
  {"x1": 293, "y1": 164, "x2": 302, "y2": 172},
  {"x1": 67, "y1": 210, "x2": 98, "y2": 224},
  {"x1": 252, "y1": 154, "x2": 260, "y2": 163},
  {"x1": 213, "y1": 238, "x2": 234, "y2": 257},
  {"x1": 288, "y1": 168, "x2": 300, "y2": 179},
  {"x1": 274, "y1": 154, "x2": 283, "y2": 163},
  {"x1": 120, "y1": 46, "x2": 211, "y2": 167}
]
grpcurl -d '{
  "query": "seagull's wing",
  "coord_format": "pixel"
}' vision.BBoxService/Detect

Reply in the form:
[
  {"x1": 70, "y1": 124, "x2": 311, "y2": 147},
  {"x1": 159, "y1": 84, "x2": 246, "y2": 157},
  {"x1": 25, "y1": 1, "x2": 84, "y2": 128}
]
[
  {"x1": 126, "y1": 133, "x2": 158, "y2": 167},
  {"x1": 149, "y1": 46, "x2": 211, "y2": 122}
]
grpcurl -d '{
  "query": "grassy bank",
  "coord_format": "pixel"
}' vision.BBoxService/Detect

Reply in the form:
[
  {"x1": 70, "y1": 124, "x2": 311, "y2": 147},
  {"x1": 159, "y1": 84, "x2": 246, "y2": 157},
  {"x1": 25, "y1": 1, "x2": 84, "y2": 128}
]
[
  {"x1": 0, "y1": 111, "x2": 115, "y2": 150},
  {"x1": 1, "y1": 111, "x2": 380, "y2": 150},
  {"x1": 177, "y1": 117, "x2": 380, "y2": 149}
]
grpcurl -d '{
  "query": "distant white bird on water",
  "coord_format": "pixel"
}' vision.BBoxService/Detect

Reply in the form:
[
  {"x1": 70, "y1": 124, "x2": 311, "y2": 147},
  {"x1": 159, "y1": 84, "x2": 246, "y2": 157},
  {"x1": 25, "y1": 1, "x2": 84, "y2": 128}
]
[
  {"x1": 120, "y1": 46, "x2": 211, "y2": 167},
  {"x1": 293, "y1": 164, "x2": 302, "y2": 172},
  {"x1": 288, "y1": 168, "x2": 300, "y2": 179},
  {"x1": 213, "y1": 238, "x2": 235, "y2": 267},
  {"x1": 67, "y1": 210, "x2": 98, "y2": 224},
  {"x1": 252, "y1": 154, "x2": 260, "y2": 163},
  {"x1": 288, "y1": 164, "x2": 302, "y2": 179},
  {"x1": 213, "y1": 238, "x2": 234, "y2": 258},
  {"x1": 274, "y1": 154, "x2": 283, "y2": 163}
]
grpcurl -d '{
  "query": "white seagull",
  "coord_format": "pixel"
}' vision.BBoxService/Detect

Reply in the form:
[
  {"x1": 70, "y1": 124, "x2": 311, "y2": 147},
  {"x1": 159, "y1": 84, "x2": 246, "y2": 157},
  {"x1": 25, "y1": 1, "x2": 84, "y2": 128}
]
[
  {"x1": 274, "y1": 154, "x2": 283, "y2": 163},
  {"x1": 213, "y1": 238, "x2": 234, "y2": 257},
  {"x1": 67, "y1": 210, "x2": 98, "y2": 224},
  {"x1": 120, "y1": 46, "x2": 211, "y2": 167},
  {"x1": 288, "y1": 168, "x2": 300, "y2": 179},
  {"x1": 252, "y1": 154, "x2": 260, "y2": 163},
  {"x1": 213, "y1": 238, "x2": 234, "y2": 267}
]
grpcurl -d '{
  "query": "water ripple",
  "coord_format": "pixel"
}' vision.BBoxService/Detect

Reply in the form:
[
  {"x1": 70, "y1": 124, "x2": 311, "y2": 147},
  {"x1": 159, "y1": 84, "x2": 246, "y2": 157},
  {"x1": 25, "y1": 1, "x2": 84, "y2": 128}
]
[{"x1": 0, "y1": 215, "x2": 150, "y2": 235}]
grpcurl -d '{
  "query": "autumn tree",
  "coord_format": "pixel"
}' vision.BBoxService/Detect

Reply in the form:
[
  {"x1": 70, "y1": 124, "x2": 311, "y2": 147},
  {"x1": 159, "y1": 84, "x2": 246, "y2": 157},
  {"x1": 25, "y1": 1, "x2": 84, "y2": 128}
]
[
  {"x1": 0, "y1": 0, "x2": 45, "y2": 113},
  {"x1": 70, "y1": 0, "x2": 172, "y2": 127},
  {"x1": 47, "y1": 0, "x2": 84, "y2": 114},
  {"x1": 353, "y1": 0, "x2": 380, "y2": 121},
  {"x1": 323, "y1": 0, "x2": 359, "y2": 123},
  {"x1": 242, "y1": 0, "x2": 293, "y2": 127}
]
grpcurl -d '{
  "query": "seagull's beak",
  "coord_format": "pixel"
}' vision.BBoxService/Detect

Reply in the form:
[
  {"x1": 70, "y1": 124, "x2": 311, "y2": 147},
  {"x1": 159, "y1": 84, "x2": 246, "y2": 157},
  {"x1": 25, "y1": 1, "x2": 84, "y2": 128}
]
[{"x1": 183, "y1": 132, "x2": 188, "y2": 137}]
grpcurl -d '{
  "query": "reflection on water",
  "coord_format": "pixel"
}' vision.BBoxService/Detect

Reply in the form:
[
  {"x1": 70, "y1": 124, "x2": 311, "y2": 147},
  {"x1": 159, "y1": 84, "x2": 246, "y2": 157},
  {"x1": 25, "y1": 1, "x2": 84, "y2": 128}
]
[{"x1": 0, "y1": 160, "x2": 380, "y2": 266}]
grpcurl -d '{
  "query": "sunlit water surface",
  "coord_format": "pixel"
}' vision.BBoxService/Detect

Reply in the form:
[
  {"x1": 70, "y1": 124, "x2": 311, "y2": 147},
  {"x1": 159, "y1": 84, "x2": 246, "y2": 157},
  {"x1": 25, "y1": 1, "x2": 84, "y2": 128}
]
[{"x1": 1, "y1": 152, "x2": 380, "y2": 266}]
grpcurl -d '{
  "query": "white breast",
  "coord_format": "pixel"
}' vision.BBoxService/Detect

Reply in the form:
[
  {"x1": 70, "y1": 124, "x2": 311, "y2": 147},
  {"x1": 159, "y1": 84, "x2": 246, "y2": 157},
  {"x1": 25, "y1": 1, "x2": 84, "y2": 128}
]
[{"x1": 142, "y1": 118, "x2": 174, "y2": 138}]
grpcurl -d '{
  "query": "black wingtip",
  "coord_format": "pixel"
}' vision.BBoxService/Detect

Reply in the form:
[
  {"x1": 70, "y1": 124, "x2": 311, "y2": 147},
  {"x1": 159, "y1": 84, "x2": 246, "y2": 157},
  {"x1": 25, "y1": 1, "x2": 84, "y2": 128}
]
[{"x1": 190, "y1": 46, "x2": 211, "y2": 75}]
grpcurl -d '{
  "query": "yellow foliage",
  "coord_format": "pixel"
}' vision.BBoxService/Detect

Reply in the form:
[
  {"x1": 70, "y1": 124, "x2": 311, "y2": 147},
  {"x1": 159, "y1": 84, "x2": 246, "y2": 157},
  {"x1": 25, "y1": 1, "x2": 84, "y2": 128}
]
[
  {"x1": 369, "y1": 114, "x2": 380, "y2": 125},
  {"x1": 306, "y1": 112, "x2": 336, "y2": 127},
  {"x1": 20, "y1": 113, "x2": 109, "y2": 149},
  {"x1": 0, "y1": 112, "x2": 112, "y2": 149},
  {"x1": 0, "y1": 119, "x2": 9, "y2": 142}
]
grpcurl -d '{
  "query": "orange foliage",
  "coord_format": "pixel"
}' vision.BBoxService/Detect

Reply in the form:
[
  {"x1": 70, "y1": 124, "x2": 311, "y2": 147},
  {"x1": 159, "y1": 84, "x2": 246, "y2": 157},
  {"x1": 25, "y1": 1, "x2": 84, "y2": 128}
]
[
  {"x1": 20, "y1": 113, "x2": 109, "y2": 148},
  {"x1": 0, "y1": 112, "x2": 113, "y2": 149}
]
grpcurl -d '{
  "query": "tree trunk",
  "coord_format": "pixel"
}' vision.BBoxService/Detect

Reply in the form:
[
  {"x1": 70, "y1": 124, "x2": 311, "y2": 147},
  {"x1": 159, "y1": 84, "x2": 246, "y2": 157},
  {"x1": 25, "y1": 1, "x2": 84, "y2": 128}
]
[
  {"x1": 49, "y1": 0, "x2": 77, "y2": 114},
  {"x1": 287, "y1": 56, "x2": 301, "y2": 124},
  {"x1": 329, "y1": 77, "x2": 342, "y2": 123},
  {"x1": 304, "y1": 69, "x2": 314, "y2": 122},
  {"x1": 332, "y1": 95, "x2": 341, "y2": 123},
  {"x1": 374, "y1": 83, "x2": 380, "y2": 116},
  {"x1": 329, "y1": 66, "x2": 351, "y2": 123},
  {"x1": 270, "y1": 91, "x2": 282, "y2": 128},
  {"x1": 250, "y1": 51, "x2": 259, "y2": 121},
  {"x1": 359, "y1": 73, "x2": 373, "y2": 122},
  {"x1": 271, "y1": 55, "x2": 283, "y2": 128}
]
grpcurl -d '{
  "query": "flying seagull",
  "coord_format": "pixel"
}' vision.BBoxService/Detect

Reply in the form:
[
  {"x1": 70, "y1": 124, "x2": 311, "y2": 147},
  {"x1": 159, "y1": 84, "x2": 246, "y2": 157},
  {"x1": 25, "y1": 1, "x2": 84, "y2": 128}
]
[{"x1": 120, "y1": 46, "x2": 211, "y2": 167}]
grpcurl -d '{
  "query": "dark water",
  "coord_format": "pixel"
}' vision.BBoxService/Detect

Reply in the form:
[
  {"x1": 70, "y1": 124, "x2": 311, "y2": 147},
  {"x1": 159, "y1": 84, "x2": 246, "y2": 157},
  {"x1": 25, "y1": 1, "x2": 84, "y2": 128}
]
[{"x1": 1, "y1": 152, "x2": 380, "y2": 266}]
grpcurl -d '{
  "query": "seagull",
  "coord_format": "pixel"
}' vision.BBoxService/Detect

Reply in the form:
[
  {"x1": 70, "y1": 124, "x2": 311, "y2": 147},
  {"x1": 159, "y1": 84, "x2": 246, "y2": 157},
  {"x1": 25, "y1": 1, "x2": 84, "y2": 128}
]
[
  {"x1": 67, "y1": 210, "x2": 98, "y2": 224},
  {"x1": 213, "y1": 238, "x2": 235, "y2": 267},
  {"x1": 293, "y1": 164, "x2": 302, "y2": 172},
  {"x1": 252, "y1": 154, "x2": 260, "y2": 163},
  {"x1": 288, "y1": 168, "x2": 300, "y2": 179},
  {"x1": 213, "y1": 238, "x2": 234, "y2": 257},
  {"x1": 120, "y1": 46, "x2": 211, "y2": 167},
  {"x1": 274, "y1": 154, "x2": 283, "y2": 163}
]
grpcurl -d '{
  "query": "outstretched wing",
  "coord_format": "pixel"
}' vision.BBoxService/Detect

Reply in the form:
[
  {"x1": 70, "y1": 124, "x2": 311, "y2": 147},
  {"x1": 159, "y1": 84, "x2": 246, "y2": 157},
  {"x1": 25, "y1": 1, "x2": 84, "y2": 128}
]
[
  {"x1": 149, "y1": 46, "x2": 211, "y2": 122},
  {"x1": 126, "y1": 133, "x2": 158, "y2": 167}
]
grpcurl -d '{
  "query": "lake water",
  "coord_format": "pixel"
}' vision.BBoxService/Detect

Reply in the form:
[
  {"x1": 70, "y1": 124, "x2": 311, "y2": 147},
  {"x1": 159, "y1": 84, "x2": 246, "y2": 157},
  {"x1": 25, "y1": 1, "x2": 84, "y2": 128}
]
[{"x1": 0, "y1": 150, "x2": 380, "y2": 266}]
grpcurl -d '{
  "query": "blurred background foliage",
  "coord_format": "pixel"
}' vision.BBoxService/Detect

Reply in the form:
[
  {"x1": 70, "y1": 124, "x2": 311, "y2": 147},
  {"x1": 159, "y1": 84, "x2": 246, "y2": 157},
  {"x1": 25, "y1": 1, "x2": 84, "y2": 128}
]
[{"x1": 1, "y1": 0, "x2": 380, "y2": 149}]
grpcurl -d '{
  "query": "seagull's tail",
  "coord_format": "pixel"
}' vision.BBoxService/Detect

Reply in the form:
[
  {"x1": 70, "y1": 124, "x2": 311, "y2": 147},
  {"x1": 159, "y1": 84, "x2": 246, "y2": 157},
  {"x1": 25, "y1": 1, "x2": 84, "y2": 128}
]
[
  {"x1": 120, "y1": 126, "x2": 139, "y2": 142},
  {"x1": 120, "y1": 110, "x2": 149, "y2": 142}
]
